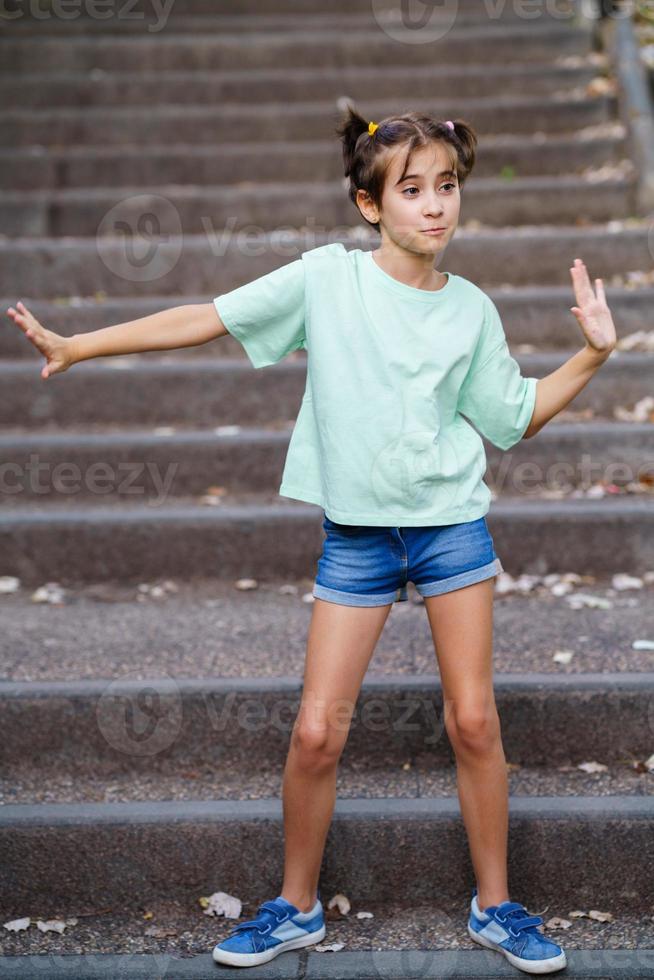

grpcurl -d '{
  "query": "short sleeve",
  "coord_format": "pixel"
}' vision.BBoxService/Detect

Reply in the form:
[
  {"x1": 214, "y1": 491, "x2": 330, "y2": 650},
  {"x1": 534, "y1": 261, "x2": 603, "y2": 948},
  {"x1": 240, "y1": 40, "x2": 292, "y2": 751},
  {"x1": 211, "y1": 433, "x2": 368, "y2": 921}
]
[
  {"x1": 213, "y1": 257, "x2": 306, "y2": 369},
  {"x1": 457, "y1": 296, "x2": 538, "y2": 450}
]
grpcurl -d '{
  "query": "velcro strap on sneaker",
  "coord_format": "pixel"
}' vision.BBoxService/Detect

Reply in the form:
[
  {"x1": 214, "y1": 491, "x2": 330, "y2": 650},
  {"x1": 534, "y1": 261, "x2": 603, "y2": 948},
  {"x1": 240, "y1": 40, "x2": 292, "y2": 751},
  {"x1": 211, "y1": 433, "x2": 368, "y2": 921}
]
[{"x1": 509, "y1": 914, "x2": 544, "y2": 933}]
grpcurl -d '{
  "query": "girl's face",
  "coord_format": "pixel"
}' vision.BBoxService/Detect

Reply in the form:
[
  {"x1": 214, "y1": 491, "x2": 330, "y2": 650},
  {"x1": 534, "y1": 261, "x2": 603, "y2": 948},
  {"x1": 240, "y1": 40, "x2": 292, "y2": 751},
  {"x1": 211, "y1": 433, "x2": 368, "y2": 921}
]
[{"x1": 359, "y1": 141, "x2": 461, "y2": 257}]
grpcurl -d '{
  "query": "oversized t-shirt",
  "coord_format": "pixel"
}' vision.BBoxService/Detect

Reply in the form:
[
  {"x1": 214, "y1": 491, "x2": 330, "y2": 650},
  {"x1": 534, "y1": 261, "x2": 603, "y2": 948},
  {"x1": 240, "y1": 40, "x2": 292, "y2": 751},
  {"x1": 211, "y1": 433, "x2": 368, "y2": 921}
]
[{"x1": 213, "y1": 241, "x2": 537, "y2": 526}]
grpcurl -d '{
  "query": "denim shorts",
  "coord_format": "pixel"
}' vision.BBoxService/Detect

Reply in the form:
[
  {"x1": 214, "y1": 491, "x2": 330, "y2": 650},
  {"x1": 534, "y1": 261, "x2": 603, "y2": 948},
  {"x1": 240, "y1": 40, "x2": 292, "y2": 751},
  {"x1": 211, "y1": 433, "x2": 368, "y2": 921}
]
[{"x1": 313, "y1": 513, "x2": 504, "y2": 607}]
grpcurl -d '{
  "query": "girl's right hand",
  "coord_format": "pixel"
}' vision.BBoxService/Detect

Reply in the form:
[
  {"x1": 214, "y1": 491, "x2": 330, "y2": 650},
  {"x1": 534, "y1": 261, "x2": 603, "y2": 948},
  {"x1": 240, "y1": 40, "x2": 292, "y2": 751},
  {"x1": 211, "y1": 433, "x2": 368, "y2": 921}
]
[{"x1": 6, "y1": 301, "x2": 74, "y2": 379}]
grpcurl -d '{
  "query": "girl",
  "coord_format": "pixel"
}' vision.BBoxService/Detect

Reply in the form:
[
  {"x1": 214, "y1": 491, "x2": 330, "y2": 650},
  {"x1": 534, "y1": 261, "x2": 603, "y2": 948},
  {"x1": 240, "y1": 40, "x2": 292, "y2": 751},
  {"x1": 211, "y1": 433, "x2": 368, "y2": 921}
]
[{"x1": 6, "y1": 107, "x2": 616, "y2": 974}]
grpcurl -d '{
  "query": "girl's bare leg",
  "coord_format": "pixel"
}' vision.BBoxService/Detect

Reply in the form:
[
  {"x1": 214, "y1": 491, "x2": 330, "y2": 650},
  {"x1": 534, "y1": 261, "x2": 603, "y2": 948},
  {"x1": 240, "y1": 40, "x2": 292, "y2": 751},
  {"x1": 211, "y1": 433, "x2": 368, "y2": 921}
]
[
  {"x1": 280, "y1": 596, "x2": 393, "y2": 912},
  {"x1": 423, "y1": 577, "x2": 510, "y2": 912}
]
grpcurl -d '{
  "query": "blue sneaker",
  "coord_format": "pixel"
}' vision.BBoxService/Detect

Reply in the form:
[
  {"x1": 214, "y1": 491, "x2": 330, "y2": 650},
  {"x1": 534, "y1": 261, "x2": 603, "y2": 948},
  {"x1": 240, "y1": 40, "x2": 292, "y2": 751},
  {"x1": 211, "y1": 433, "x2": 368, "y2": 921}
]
[
  {"x1": 468, "y1": 887, "x2": 567, "y2": 974},
  {"x1": 212, "y1": 894, "x2": 326, "y2": 967}
]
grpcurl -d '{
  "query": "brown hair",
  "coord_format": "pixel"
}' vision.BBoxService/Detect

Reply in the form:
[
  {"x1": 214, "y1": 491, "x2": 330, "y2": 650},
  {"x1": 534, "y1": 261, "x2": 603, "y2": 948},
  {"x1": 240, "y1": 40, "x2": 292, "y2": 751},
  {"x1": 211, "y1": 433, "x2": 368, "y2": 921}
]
[{"x1": 335, "y1": 104, "x2": 478, "y2": 233}]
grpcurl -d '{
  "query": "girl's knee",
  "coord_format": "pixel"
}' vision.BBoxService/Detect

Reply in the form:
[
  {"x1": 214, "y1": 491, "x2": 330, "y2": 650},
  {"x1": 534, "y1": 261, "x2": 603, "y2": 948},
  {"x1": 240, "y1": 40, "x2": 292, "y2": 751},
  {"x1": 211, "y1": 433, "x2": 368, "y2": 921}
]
[
  {"x1": 446, "y1": 702, "x2": 501, "y2": 749},
  {"x1": 291, "y1": 722, "x2": 346, "y2": 764}
]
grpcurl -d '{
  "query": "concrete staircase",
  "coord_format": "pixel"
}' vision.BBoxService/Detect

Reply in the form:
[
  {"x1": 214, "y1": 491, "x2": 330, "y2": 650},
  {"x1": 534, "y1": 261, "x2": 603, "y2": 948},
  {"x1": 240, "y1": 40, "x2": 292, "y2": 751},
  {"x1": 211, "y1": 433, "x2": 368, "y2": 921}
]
[{"x1": 1, "y1": 0, "x2": 653, "y2": 976}]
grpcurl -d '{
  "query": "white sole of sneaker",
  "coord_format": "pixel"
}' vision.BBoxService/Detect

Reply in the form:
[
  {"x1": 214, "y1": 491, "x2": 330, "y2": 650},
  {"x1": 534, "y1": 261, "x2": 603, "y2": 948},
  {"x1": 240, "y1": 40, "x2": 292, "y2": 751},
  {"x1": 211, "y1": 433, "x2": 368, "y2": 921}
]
[
  {"x1": 467, "y1": 923, "x2": 567, "y2": 975},
  {"x1": 212, "y1": 923, "x2": 326, "y2": 967}
]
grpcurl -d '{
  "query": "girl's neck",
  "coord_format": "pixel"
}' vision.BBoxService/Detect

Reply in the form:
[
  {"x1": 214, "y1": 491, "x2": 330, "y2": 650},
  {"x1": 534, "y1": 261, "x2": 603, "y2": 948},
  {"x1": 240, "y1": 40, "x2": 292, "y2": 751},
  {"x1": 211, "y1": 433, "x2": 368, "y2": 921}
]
[{"x1": 371, "y1": 248, "x2": 446, "y2": 292}]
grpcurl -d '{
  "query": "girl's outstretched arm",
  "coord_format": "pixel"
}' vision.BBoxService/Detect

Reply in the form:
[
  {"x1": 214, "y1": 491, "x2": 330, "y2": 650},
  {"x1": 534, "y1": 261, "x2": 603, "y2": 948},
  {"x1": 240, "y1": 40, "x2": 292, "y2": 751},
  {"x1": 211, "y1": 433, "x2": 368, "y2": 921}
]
[
  {"x1": 4, "y1": 301, "x2": 227, "y2": 380},
  {"x1": 523, "y1": 258, "x2": 617, "y2": 438}
]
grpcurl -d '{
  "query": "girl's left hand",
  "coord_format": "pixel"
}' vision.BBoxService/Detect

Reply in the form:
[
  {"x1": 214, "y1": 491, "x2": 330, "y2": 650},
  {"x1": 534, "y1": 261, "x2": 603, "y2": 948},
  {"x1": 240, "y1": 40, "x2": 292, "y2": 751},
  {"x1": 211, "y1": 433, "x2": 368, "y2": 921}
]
[{"x1": 569, "y1": 258, "x2": 617, "y2": 356}]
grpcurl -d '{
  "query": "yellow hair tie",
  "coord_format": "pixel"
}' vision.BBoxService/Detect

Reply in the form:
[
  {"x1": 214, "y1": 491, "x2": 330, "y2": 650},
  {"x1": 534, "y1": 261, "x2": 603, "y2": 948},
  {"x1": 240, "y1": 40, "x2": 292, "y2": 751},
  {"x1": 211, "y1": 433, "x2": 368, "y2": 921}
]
[{"x1": 368, "y1": 120, "x2": 379, "y2": 136}]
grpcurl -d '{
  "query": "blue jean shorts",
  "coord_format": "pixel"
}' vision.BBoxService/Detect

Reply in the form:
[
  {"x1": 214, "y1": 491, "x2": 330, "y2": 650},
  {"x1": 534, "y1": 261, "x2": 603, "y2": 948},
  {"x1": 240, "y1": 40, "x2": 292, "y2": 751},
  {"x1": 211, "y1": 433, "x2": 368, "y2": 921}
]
[{"x1": 313, "y1": 513, "x2": 504, "y2": 607}]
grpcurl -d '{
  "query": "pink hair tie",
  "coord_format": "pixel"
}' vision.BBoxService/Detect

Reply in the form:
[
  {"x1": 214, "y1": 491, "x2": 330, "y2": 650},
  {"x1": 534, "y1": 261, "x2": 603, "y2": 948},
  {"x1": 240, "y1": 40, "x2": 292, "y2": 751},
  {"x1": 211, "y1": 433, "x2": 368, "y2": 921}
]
[{"x1": 445, "y1": 120, "x2": 454, "y2": 130}]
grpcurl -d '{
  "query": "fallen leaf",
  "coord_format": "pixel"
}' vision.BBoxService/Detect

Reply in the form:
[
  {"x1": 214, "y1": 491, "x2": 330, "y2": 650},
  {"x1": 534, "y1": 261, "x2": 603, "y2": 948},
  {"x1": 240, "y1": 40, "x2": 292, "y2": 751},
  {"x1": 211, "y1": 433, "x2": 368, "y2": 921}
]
[
  {"x1": 545, "y1": 916, "x2": 573, "y2": 929},
  {"x1": 588, "y1": 909, "x2": 614, "y2": 922},
  {"x1": 3, "y1": 917, "x2": 31, "y2": 932},
  {"x1": 577, "y1": 761, "x2": 609, "y2": 773},
  {"x1": 199, "y1": 891, "x2": 242, "y2": 919},
  {"x1": 31, "y1": 582, "x2": 67, "y2": 604},
  {"x1": 36, "y1": 918, "x2": 77, "y2": 934},
  {"x1": 327, "y1": 894, "x2": 351, "y2": 916},
  {"x1": 612, "y1": 573, "x2": 643, "y2": 590},
  {"x1": 566, "y1": 593, "x2": 612, "y2": 610}
]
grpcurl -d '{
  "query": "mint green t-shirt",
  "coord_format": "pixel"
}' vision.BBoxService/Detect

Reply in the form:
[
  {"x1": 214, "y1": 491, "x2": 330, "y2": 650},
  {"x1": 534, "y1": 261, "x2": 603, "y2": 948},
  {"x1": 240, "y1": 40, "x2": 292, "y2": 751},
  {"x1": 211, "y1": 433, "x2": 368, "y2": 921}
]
[{"x1": 213, "y1": 241, "x2": 537, "y2": 526}]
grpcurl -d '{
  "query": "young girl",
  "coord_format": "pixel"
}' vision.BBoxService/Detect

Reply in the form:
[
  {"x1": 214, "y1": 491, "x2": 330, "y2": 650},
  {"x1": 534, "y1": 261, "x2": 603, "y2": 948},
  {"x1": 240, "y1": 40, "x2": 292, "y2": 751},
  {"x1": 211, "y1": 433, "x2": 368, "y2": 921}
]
[{"x1": 6, "y1": 107, "x2": 616, "y2": 975}]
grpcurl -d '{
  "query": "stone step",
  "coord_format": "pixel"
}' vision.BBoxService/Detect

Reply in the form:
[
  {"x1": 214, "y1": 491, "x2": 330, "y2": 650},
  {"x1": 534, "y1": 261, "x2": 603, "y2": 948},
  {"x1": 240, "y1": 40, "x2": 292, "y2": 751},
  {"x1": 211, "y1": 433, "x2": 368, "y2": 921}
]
[
  {"x1": 1, "y1": 908, "x2": 652, "y2": 978},
  {"x1": 2, "y1": 670, "x2": 652, "y2": 774},
  {"x1": 4, "y1": 0, "x2": 552, "y2": 19},
  {"x1": 3, "y1": 225, "x2": 651, "y2": 297},
  {"x1": 0, "y1": 126, "x2": 627, "y2": 191},
  {"x1": 1, "y1": 93, "x2": 613, "y2": 146},
  {"x1": 0, "y1": 23, "x2": 592, "y2": 74},
  {"x1": 3, "y1": 757, "x2": 652, "y2": 808},
  {"x1": 0, "y1": 0, "x2": 575, "y2": 15},
  {"x1": 0, "y1": 793, "x2": 650, "y2": 914},
  {"x1": 1, "y1": 5, "x2": 582, "y2": 35},
  {"x1": 1, "y1": 575, "x2": 649, "y2": 683},
  {"x1": 2, "y1": 62, "x2": 605, "y2": 111},
  {"x1": 2, "y1": 281, "x2": 650, "y2": 358},
  {"x1": 0, "y1": 353, "x2": 647, "y2": 428},
  {"x1": 0, "y1": 497, "x2": 653, "y2": 585},
  {"x1": 2, "y1": 172, "x2": 637, "y2": 238},
  {"x1": 0, "y1": 421, "x2": 650, "y2": 502}
]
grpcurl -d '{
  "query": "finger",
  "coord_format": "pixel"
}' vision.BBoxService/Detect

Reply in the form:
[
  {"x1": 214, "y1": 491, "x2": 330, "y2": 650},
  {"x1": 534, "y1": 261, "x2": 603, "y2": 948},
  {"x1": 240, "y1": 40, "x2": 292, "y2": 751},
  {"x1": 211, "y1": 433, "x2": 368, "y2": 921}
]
[
  {"x1": 570, "y1": 259, "x2": 594, "y2": 296},
  {"x1": 595, "y1": 277, "x2": 606, "y2": 304},
  {"x1": 24, "y1": 325, "x2": 50, "y2": 357},
  {"x1": 7, "y1": 311, "x2": 32, "y2": 335},
  {"x1": 15, "y1": 301, "x2": 38, "y2": 328},
  {"x1": 570, "y1": 258, "x2": 595, "y2": 304},
  {"x1": 9, "y1": 306, "x2": 42, "y2": 338}
]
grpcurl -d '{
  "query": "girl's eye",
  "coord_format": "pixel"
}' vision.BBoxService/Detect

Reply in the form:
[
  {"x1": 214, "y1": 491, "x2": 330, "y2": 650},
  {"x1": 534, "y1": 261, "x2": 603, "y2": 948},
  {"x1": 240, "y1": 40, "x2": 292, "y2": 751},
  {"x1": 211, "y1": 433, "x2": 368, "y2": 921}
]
[{"x1": 402, "y1": 183, "x2": 456, "y2": 196}]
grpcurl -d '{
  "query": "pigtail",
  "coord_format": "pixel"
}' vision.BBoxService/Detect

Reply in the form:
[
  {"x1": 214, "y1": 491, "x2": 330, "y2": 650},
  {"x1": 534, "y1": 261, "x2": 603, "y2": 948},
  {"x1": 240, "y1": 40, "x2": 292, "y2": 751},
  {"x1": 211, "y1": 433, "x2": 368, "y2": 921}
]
[
  {"x1": 334, "y1": 103, "x2": 371, "y2": 180},
  {"x1": 447, "y1": 119, "x2": 478, "y2": 181}
]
